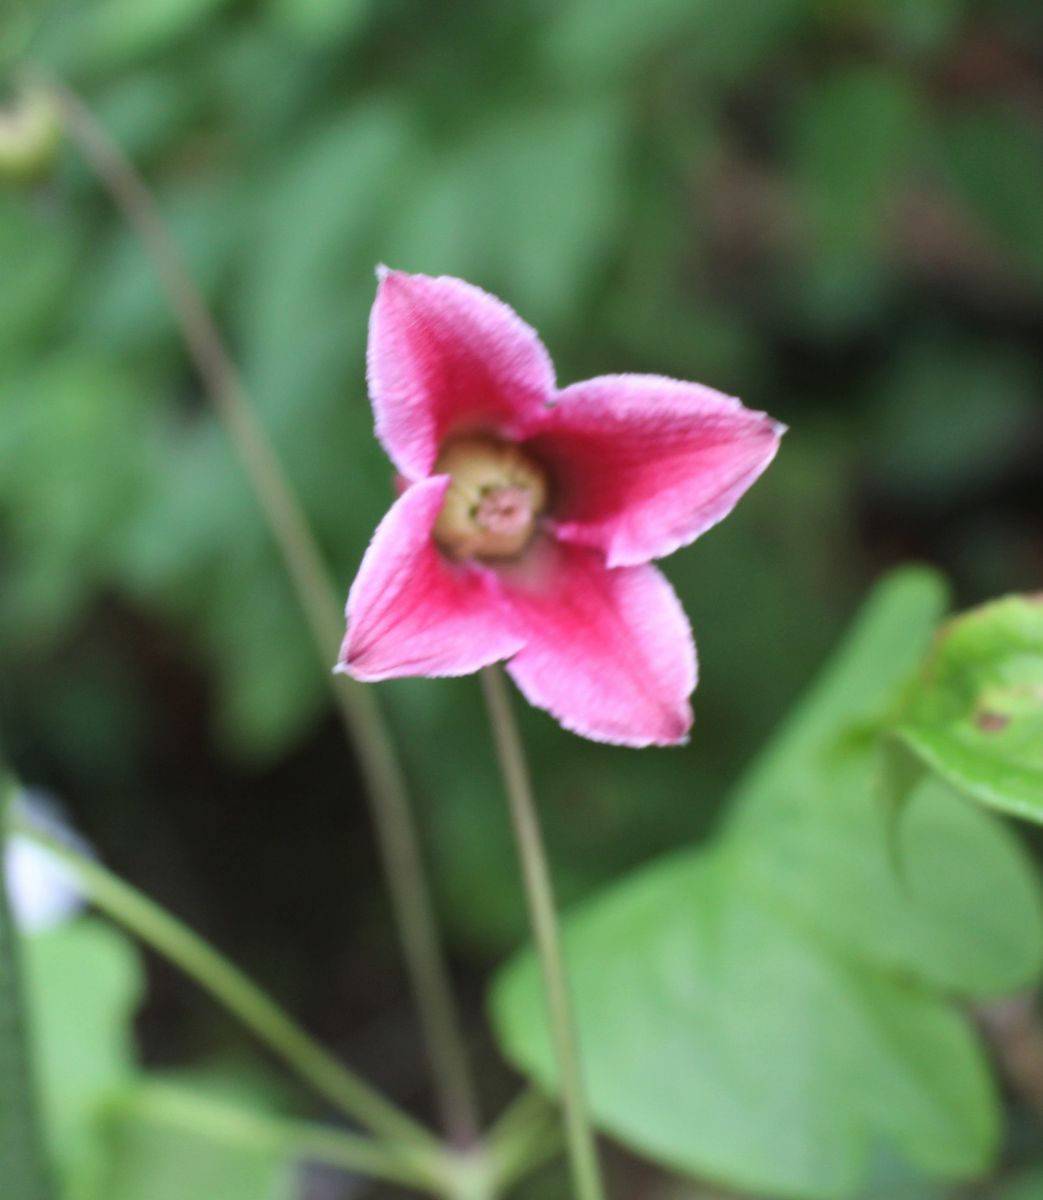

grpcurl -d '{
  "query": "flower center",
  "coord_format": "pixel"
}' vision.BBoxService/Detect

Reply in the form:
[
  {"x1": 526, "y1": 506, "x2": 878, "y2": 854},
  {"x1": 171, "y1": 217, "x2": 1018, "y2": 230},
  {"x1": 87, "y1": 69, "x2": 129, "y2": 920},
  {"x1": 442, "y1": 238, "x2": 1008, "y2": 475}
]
[{"x1": 433, "y1": 436, "x2": 548, "y2": 560}]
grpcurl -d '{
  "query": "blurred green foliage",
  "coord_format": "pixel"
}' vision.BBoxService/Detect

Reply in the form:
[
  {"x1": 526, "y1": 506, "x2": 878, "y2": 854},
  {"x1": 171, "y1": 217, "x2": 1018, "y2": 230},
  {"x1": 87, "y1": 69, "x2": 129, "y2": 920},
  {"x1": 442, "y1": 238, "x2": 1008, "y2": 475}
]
[
  {"x1": 1, "y1": 2, "x2": 1042, "y2": 1194},
  {"x1": 4, "y1": 0, "x2": 1040, "y2": 956}
]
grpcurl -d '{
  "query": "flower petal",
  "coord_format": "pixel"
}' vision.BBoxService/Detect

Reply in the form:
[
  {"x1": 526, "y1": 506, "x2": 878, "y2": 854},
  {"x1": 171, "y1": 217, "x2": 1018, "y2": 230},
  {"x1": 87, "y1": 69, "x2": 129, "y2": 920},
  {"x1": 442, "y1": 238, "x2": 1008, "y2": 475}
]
[
  {"x1": 499, "y1": 538, "x2": 696, "y2": 747},
  {"x1": 367, "y1": 269, "x2": 556, "y2": 480},
  {"x1": 338, "y1": 476, "x2": 524, "y2": 681},
  {"x1": 533, "y1": 375, "x2": 784, "y2": 568}
]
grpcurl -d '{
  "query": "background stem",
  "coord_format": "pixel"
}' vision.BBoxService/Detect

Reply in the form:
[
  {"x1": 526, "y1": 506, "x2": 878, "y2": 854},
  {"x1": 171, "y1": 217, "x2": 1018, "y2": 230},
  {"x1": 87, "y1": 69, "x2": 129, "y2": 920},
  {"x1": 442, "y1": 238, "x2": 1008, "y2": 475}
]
[
  {"x1": 36, "y1": 75, "x2": 479, "y2": 1146},
  {"x1": 479, "y1": 668, "x2": 607, "y2": 1200}
]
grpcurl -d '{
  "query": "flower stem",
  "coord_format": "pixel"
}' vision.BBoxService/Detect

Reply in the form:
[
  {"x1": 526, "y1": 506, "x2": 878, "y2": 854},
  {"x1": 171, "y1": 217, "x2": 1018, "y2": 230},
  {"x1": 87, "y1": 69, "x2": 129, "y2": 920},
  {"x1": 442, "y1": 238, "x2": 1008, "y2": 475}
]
[
  {"x1": 9, "y1": 814, "x2": 436, "y2": 1153},
  {"x1": 479, "y1": 668, "x2": 607, "y2": 1200},
  {"x1": 34, "y1": 73, "x2": 479, "y2": 1146}
]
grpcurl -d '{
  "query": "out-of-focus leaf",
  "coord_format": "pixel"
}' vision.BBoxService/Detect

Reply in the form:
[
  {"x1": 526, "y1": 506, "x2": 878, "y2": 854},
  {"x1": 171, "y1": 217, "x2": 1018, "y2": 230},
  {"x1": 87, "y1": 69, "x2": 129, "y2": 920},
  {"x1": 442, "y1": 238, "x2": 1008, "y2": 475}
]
[
  {"x1": 894, "y1": 595, "x2": 1043, "y2": 824},
  {"x1": 872, "y1": 0, "x2": 966, "y2": 50},
  {"x1": 941, "y1": 107, "x2": 1043, "y2": 283},
  {"x1": 91, "y1": 71, "x2": 207, "y2": 171},
  {"x1": 0, "y1": 354, "x2": 151, "y2": 644},
  {"x1": 82, "y1": 1084, "x2": 297, "y2": 1200},
  {"x1": 83, "y1": 180, "x2": 239, "y2": 352},
  {"x1": 383, "y1": 97, "x2": 626, "y2": 326},
  {"x1": 23, "y1": 918, "x2": 142, "y2": 1187},
  {"x1": 788, "y1": 68, "x2": 921, "y2": 328},
  {"x1": 1000, "y1": 1167, "x2": 1043, "y2": 1200},
  {"x1": 0, "y1": 196, "x2": 81, "y2": 359},
  {"x1": 0, "y1": 783, "x2": 55, "y2": 1200},
  {"x1": 541, "y1": 0, "x2": 806, "y2": 82},
  {"x1": 88, "y1": 0, "x2": 233, "y2": 64},
  {"x1": 868, "y1": 342, "x2": 1037, "y2": 501},
  {"x1": 266, "y1": 0, "x2": 369, "y2": 42},
  {"x1": 493, "y1": 571, "x2": 1043, "y2": 1197},
  {"x1": 208, "y1": 554, "x2": 326, "y2": 758},
  {"x1": 86, "y1": 1083, "x2": 296, "y2": 1200}
]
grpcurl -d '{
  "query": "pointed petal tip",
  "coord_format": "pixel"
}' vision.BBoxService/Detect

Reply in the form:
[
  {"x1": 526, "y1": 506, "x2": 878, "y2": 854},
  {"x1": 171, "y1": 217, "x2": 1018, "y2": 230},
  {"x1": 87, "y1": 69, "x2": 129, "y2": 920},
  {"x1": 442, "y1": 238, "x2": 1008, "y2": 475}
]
[{"x1": 549, "y1": 701, "x2": 693, "y2": 749}]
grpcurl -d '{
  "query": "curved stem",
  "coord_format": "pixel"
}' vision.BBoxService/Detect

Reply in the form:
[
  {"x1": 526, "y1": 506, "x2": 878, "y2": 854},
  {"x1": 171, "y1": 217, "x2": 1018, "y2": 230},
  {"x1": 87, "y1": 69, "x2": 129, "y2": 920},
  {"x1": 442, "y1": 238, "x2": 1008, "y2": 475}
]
[
  {"x1": 9, "y1": 815, "x2": 436, "y2": 1152},
  {"x1": 486, "y1": 1090, "x2": 563, "y2": 1193},
  {"x1": 34, "y1": 73, "x2": 479, "y2": 1146},
  {"x1": 479, "y1": 669, "x2": 607, "y2": 1200}
]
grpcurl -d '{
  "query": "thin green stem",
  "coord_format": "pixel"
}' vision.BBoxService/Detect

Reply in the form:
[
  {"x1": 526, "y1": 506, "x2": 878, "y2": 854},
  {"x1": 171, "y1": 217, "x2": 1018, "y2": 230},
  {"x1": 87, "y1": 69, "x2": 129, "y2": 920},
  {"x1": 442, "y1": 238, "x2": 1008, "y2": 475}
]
[
  {"x1": 479, "y1": 668, "x2": 607, "y2": 1200},
  {"x1": 9, "y1": 815, "x2": 436, "y2": 1152},
  {"x1": 33, "y1": 73, "x2": 479, "y2": 1146},
  {"x1": 108, "y1": 1083, "x2": 447, "y2": 1192}
]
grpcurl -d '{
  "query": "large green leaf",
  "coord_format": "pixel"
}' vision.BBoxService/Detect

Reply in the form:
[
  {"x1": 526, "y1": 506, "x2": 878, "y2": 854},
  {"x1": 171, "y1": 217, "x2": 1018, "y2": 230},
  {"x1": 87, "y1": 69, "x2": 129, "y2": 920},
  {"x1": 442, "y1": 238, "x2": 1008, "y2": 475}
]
[
  {"x1": 23, "y1": 918, "x2": 142, "y2": 1189},
  {"x1": 492, "y1": 571, "x2": 1043, "y2": 1198},
  {"x1": 894, "y1": 595, "x2": 1043, "y2": 824}
]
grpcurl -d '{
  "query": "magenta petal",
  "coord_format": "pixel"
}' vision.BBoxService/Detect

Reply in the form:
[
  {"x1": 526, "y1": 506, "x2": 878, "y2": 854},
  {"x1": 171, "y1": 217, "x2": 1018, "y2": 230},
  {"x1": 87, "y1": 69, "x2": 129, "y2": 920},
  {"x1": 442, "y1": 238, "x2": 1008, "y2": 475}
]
[
  {"x1": 499, "y1": 538, "x2": 696, "y2": 747},
  {"x1": 338, "y1": 477, "x2": 524, "y2": 681},
  {"x1": 533, "y1": 375, "x2": 784, "y2": 568},
  {"x1": 367, "y1": 269, "x2": 556, "y2": 480}
]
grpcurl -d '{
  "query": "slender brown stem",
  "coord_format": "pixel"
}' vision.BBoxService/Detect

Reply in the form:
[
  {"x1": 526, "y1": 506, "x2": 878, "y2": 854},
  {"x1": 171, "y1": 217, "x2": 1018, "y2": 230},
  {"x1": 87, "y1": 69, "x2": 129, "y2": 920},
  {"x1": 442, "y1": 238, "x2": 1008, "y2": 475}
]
[
  {"x1": 480, "y1": 668, "x2": 606, "y2": 1200},
  {"x1": 976, "y1": 995, "x2": 1043, "y2": 1128},
  {"x1": 37, "y1": 75, "x2": 479, "y2": 1144}
]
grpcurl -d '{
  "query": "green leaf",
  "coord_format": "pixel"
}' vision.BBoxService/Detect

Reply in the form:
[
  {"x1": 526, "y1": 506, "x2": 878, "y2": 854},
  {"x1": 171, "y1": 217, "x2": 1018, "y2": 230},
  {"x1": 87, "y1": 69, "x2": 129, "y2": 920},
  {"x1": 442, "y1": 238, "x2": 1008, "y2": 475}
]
[
  {"x1": 23, "y1": 918, "x2": 142, "y2": 1187},
  {"x1": 895, "y1": 595, "x2": 1043, "y2": 824},
  {"x1": 88, "y1": 0, "x2": 233, "y2": 63},
  {"x1": 492, "y1": 571, "x2": 1043, "y2": 1198},
  {"x1": 85, "y1": 1083, "x2": 296, "y2": 1200},
  {"x1": 787, "y1": 68, "x2": 921, "y2": 328},
  {"x1": 541, "y1": 0, "x2": 805, "y2": 83},
  {"x1": 941, "y1": 107, "x2": 1043, "y2": 282},
  {"x1": 383, "y1": 96, "x2": 626, "y2": 326},
  {"x1": 867, "y1": 342, "x2": 1038, "y2": 503},
  {"x1": 0, "y1": 786, "x2": 55, "y2": 1200},
  {"x1": 496, "y1": 850, "x2": 996, "y2": 1199},
  {"x1": 266, "y1": 0, "x2": 369, "y2": 42},
  {"x1": 999, "y1": 1167, "x2": 1043, "y2": 1200}
]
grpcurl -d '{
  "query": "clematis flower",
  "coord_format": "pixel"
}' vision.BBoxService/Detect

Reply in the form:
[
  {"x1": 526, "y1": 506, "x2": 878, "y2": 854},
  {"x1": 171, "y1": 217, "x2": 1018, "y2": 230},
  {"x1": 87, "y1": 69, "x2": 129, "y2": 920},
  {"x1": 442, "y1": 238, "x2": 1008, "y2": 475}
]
[{"x1": 337, "y1": 270, "x2": 784, "y2": 747}]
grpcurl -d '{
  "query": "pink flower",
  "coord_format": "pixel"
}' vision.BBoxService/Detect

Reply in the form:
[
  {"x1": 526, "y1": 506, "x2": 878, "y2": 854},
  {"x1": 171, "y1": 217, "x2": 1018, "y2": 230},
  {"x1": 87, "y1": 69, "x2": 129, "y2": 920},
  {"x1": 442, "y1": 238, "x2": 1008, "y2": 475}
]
[{"x1": 337, "y1": 270, "x2": 784, "y2": 747}]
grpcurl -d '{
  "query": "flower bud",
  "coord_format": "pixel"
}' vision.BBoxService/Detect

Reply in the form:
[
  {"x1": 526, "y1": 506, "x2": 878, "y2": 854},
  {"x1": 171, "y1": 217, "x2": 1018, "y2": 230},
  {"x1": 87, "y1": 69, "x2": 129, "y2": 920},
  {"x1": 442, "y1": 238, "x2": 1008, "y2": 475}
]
[
  {"x1": 0, "y1": 86, "x2": 61, "y2": 183},
  {"x1": 433, "y1": 436, "x2": 548, "y2": 560}
]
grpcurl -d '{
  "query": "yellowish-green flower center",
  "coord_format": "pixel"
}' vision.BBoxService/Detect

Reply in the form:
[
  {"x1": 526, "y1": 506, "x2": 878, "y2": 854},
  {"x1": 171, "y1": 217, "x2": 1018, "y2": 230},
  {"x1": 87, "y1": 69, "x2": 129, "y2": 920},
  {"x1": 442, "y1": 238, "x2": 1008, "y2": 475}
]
[{"x1": 433, "y1": 436, "x2": 548, "y2": 560}]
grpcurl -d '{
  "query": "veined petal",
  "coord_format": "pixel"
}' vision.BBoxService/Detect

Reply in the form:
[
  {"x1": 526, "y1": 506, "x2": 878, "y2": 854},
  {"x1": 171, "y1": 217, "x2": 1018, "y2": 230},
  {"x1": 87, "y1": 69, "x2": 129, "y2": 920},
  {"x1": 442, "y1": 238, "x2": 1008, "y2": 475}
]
[
  {"x1": 367, "y1": 269, "x2": 556, "y2": 480},
  {"x1": 338, "y1": 476, "x2": 523, "y2": 681},
  {"x1": 498, "y1": 538, "x2": 696, "y2": 747},
  {"x1": 533, "y1": 375, "x2": 784, "y2": 568}
]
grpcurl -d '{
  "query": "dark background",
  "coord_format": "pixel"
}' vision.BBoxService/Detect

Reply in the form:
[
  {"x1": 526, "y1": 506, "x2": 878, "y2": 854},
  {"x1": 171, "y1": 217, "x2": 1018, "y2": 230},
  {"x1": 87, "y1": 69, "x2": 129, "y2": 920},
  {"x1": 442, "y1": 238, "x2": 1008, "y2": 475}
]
[{"x1": 2, "y1": 0, "x2": 1042, "y2": 1195}]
